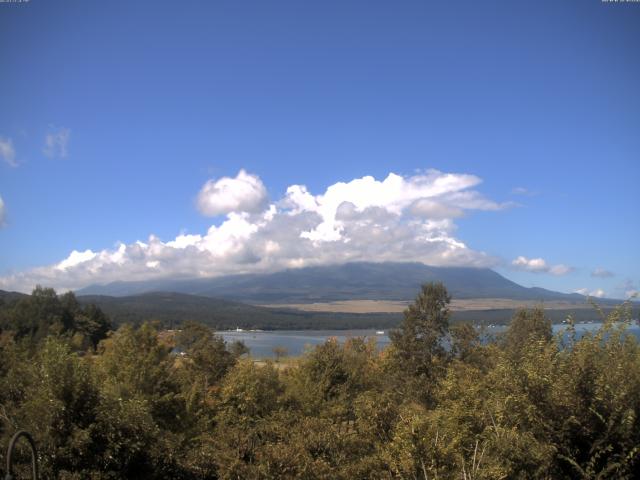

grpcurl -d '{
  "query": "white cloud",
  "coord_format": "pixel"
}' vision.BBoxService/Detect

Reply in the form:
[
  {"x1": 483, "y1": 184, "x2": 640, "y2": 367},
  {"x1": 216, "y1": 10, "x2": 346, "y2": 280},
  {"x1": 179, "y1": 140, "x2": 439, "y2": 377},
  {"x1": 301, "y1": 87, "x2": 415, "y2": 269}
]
[
  {"x1": 574, "y1": 288, "x2": 606, "y2": 298},
  {"x1": 512, "y1": 256, "x2": 548, "y2": 272},
  {"x1": 0, "y1": 169, "x2": 507, "y2": 292},
  {"x1": 56, "y1": 249, "x2": 97, "y2": 271},
  {"x1": 285, "y1": 170, "x2": 510, "y2": 242},
  {"x1": 0, "y1": 196, "x2": 6, "y2": 226},
  {"x1": 410, "y1": 199, "x2": 464, "y2": 219},
  {"x1": 197, "y1": 169, "x2": 268, "y2": 216},
  {"x1": 591, "y1": 267, "x2": 614, "y2": 278},
  {"x1": 549, "y1": 264, "x2": 573, "y2": 276},
  {"x1": 43, "y1": 127, "x2": 70, "y2": 158},
  {"x1": 511, "y1": 256, "x2": 573, "y2": 276},
  {"x1": 0, "y1": 137, "x2": 17, "y2": 167},
  {"x1": 511, "y1": 186, "x2": 538, "y2": 196}
]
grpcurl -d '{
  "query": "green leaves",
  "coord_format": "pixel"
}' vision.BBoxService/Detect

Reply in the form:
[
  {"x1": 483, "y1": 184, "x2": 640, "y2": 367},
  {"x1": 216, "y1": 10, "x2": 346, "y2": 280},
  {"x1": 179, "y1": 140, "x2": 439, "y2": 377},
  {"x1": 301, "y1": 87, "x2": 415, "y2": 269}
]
[
  {"x1": 0, "y1": 287, "x2": 111, "y2": 350},
  {"x1": 388, "y1": 282, "x2": 452, "y2": 405},
  {"x1": 1, "y1": 288, "x2": 640, "y2": 479}
]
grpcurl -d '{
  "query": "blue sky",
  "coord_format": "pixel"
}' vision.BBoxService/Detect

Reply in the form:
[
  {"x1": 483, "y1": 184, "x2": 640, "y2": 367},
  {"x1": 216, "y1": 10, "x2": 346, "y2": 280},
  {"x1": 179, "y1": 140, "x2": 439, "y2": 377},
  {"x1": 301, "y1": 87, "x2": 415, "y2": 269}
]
[{"x1": 0, "y1": 0, "x2": 638, "y2": 298}]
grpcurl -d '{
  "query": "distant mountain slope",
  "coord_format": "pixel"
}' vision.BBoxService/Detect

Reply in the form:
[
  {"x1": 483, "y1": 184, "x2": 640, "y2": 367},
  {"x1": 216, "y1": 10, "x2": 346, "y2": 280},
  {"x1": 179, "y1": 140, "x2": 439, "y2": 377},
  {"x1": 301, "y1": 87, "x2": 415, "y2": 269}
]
[
  {"x1": 77, "y1": 262, "x2": 586, "y2": 303},
  {"x1": 1, "y1": 288, "x2": 628, "y2": 330},
  {"x1": 76, "y1": 291, "x2": 629, "y2": 329},
  {"x1": 76, "y1": 292, "x2": 400, "y2": 330},
  {"x1": 0, "y1": 289, "x2": 28, "y2": 303}
]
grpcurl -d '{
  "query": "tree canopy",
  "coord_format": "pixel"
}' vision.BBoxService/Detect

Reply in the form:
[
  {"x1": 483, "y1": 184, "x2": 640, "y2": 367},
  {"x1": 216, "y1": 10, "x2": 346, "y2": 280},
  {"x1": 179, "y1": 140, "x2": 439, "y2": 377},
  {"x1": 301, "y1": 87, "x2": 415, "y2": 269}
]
[{"x1": 1, "y1": 285, "x2": 639, "y2": 479}]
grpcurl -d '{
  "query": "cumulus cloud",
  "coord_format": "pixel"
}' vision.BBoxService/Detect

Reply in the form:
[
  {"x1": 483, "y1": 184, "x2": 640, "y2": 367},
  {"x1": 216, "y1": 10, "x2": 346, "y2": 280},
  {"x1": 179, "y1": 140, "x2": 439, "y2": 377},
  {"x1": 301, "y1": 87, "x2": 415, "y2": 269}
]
[
  {"x1": 0, "y1": 195, "x2": 6, "y2": 226},
  {"x1": 410, "y1": 199, "x2": 464, "y2": 219},
  {"x1": 511, "y1": 256, "x2": 573, "y2": 276},
  {"x1": 43, "y1": 127, "x2": 70, "y2": 158},
  {"x1": 56, "y1": 249, "x2": 98, "y2": 270},
  {"x1": 511, "y1": 256, "x2": 547, "y2": 272},
  {"x1": 197, "y1": 169, "x2": 268, "y2": 216},
  {"x1": 0, "y1": 169, "x2": 508, "y2": 292},
  {"x1": 591, "y1": 267, "x2": 614, "y2": 278},
  {"x1": 284, "y1": 170, "x2": 510, "y2": 242},
  {"x1": 0, "y1": 137, "x2": 17, "y2": 167},
  {"x1": 574, "y1": 288, "x2": 606, "y2": 298}
]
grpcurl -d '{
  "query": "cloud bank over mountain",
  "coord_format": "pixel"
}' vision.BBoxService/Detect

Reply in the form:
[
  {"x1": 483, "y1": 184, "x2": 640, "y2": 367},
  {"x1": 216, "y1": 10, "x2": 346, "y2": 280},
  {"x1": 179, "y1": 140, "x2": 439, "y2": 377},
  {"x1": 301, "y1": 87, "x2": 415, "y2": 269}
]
[{"x1": 0, "y1": 169, "x2": 512, "y2": 292}]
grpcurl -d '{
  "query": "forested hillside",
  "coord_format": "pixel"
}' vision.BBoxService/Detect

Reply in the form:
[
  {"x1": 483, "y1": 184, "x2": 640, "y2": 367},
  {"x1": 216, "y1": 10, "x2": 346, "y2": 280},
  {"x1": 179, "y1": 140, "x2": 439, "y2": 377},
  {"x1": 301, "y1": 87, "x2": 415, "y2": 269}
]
[
  {"x1": 76, "y1": 292, "x2": 624, "y2": 328},
  {"x1": 76, "y1": 291, "x2": 402, "y2": 330},
  {"x1": 0, "y1": 283, "x2": 638, "y2": 478},
  {"x1": 4, "y1": 288, "x2": 621, "y2": 333}
]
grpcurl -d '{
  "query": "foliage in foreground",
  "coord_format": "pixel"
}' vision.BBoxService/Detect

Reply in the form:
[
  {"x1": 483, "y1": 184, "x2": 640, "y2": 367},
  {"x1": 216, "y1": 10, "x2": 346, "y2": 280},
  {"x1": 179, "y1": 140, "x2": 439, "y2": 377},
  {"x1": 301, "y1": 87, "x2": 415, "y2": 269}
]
[{"x1": 0, "y1": 284, "x2": 639, "y2": 479}]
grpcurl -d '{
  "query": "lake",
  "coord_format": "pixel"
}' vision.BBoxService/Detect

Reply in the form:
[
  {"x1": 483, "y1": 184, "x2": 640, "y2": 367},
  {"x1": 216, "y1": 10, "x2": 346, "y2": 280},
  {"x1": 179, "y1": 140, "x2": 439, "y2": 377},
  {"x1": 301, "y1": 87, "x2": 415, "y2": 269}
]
[{"x1": 217, "y1": 322, "x2": 640, "y2": 359}]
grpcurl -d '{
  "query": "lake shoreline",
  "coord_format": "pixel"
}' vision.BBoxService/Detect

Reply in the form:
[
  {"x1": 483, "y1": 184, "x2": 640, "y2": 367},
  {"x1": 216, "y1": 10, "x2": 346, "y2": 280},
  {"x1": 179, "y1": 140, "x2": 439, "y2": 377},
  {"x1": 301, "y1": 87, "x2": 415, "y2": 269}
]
[{"x1": 214, "y1": 322, "x2": 640, "y2": 359}]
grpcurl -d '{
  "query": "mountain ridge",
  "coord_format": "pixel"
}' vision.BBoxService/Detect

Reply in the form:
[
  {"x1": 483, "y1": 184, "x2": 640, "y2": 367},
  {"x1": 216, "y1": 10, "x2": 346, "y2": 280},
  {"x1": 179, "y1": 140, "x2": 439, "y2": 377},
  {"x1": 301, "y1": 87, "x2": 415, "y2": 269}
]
[
  {"x1": 76, "y1": 261, "x2": 588, "y2": 303},
  {"x1": 1, "y1": 282, "x2": 628, "y2": 330}
]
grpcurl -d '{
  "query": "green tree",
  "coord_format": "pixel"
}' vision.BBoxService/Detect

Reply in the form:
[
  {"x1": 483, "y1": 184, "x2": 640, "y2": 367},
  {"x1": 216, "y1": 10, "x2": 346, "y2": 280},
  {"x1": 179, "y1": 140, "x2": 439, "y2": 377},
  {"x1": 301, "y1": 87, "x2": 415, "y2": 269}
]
[
  {"x1": 0, "y1": 288, "x2": 111, "y2": 350},
  {"x1": 175, "y1": 321, "x2": 237, "y2": 390},
  {"x1": 288, "y1": 337, "x2": 380, "y2": 420},
  {"x1": 503, "y1": 307, "x2": 552, "y2": 355},
  {"x1": 5, "y1": 286, "x2": 71, "y2": 341},
  {"x1": 212, "y1": 360, "x2": 284, "y2": 479},
  {"x1": 0, "y1": 337, "x2": 102, "y2": 478},
  {"x1": 75, "y1": 303, "x2": 112, "y2": 349},
  {"x1": 92, "y1": 322, "x2": 189, "y2": 478},
  {"x1": 388, "y1": 282, "x2": 451, "y2": 404}
]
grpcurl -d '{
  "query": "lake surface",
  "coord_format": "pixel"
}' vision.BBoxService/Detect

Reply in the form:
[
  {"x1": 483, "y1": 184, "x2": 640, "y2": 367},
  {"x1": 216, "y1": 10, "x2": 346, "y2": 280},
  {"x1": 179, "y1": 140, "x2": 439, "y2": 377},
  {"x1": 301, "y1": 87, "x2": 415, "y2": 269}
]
[{"x1": 217, "y1": 323, "x2": 640, "y2": 359}]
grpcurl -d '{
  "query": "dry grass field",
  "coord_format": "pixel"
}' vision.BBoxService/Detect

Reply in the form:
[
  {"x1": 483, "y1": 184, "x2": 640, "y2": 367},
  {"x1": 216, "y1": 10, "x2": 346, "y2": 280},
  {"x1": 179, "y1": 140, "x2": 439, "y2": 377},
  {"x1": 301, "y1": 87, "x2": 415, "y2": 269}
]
[{"x1": 260, "y1": 298, "x2": 596, "y2": 314}]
